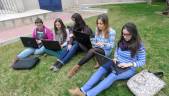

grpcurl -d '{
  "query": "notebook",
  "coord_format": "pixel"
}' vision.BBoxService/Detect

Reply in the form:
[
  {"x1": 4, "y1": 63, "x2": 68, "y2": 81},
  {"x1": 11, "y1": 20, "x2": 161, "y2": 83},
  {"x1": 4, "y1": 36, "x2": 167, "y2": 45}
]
[
  {"x1": 20, "y1": 37, "x2": 38, "y2": 48},
  {"x1": 95, "y1": 52, "x2": 130, "y2": 75},
  {"x1": 42, "y1": 40, "x2": 61, "y2": 51}
]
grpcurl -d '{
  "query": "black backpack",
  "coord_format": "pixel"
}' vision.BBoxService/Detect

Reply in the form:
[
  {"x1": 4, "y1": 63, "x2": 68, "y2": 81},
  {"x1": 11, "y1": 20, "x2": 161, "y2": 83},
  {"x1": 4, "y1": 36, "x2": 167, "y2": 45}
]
[{"x1": 12, "y1": 57, "x2": 40, "y2": 70}]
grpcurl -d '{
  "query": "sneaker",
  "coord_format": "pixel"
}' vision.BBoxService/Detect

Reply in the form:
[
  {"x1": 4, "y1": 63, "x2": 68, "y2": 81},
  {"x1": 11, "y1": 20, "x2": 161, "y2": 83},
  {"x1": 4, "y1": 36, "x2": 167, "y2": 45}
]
[
  {"x1": 50, "y1": 61, "x2": 59, "y2": 70},
  {"x1": 52, "y1": 66, "x2": 60, "y2": 72},
  {"x1": 52, "y1": 63, "x2": 63, "y2": 72},
  {"x1": 49, "y1": 66, "x2": 54, "y2": 70},
  {"x1": 57, "y1": 62, "x2": 63, "y2": 68}
]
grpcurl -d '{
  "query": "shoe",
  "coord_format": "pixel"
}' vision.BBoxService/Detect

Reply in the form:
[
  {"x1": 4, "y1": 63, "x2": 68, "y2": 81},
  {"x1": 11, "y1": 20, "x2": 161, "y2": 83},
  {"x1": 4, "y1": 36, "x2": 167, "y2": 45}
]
[
  {"x1": 68, "y1": 64, "x2": 80, "y2": 78},
  {"x1": 52, "y1": 66, "x2": 60, "y2": 72},
  {"x1": 49, "y1": 66, "x2": 54, "y2": 70},
  {"x1": 52, "y1": 63, "x2": 63, "y2": 72},
  {"x1": 68, "y1": 87, "x2": 85, "y2": 96},
  {"x1": 94, "y1": 62, "x2": 100, "y2": 69},
  {"x1": 43, "y1": 54, "x2": 48, "y2": 57},
  {"x1": 50, "y1": 61, "x2": 59, "y2": 70}
]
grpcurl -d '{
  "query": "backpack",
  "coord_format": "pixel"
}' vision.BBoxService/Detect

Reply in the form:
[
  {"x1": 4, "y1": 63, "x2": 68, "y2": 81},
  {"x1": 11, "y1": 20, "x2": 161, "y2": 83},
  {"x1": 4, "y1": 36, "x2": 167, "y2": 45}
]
[
  {"x1": 127, "y1": 70, "x2": 166, "y2": 96},
  {"x1": 12, "y1": 57, "x2": 40, "y2": 70}
]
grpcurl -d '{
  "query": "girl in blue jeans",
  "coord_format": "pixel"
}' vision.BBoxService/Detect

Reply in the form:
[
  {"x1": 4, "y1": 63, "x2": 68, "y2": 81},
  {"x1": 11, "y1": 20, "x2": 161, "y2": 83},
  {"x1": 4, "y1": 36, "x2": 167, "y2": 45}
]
[
  {"x1": 50, "y1": 13, "x2": 93, "y2": 72},
  {"x1": 69, "y1": 22, "x2": 146, "y2": 96},
  {"x1": 12, "y1": 18, "x2": 53, "y2": 64},
  {"x1": 44, "y1": 18, "x2": 70, "y2": 57}
]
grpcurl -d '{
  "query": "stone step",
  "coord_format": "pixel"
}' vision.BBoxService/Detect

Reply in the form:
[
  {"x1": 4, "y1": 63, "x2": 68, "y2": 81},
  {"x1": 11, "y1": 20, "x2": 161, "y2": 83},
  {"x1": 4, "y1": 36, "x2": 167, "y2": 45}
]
[{"x1": 0, "y1": 9, "x2": 52, "y2": 32}]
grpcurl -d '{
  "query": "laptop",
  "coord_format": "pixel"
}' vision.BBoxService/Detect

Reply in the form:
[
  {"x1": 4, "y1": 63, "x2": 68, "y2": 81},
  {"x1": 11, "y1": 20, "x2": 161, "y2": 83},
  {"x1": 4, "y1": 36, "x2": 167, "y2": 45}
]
[
  {"x1": 42, "y1": 40, "x2": 61, "y2": 51},
  {"x1": 20, "y1": 37, "x2": 39, "y2": 48},
  {"x1": 95, "y1": 52, "x2": 130, "y2": 75},
  {"x1": 73, "y1": 31, "x2": 92, "y2": 49}
]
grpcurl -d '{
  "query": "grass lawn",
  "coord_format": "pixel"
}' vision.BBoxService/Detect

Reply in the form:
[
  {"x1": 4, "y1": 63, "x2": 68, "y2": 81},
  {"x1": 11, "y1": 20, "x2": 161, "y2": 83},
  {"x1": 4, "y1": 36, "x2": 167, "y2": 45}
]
[{"x1": 0, "y1": 2, "x2": 169, "y2": 96}]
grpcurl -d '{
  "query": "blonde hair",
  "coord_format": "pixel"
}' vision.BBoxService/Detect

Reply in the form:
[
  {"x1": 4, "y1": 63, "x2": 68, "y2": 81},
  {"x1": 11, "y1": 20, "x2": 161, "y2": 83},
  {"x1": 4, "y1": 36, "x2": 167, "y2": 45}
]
[{"x1": 96, "y1": 14, "x2": 109, "y2": 38}]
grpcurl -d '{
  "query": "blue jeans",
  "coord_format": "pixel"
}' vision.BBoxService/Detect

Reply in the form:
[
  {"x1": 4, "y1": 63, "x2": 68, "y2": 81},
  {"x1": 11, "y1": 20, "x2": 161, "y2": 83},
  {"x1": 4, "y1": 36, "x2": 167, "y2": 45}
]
[
  {"x1": 81, "y1": 62, "x2": 136, "y2": 96},
  {"x1": 58, "y1": 42, "x2": 79, "y2": 64},
  {"x1": 44, "y1": 48, "x2": 65, "y2": 58},
  {"x1": 17, "y1": 46, "x2": 45, "y2": 59}
]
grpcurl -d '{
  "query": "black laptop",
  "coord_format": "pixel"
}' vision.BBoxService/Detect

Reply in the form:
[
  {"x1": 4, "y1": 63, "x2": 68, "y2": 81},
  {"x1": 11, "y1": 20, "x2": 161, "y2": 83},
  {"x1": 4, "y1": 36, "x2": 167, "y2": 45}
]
[
  {"x1": 42, "y1": 40, "x2": 61, "y2": 51},
  {"x1": 73, "y1": 31, "x2": 92, "y2": 49},
  {"x1": 95, "y1": 52, "x2": 130, "y2": 75},
  {"x1": 20, "y1": 37, "x2": 39, "y2": 48}
]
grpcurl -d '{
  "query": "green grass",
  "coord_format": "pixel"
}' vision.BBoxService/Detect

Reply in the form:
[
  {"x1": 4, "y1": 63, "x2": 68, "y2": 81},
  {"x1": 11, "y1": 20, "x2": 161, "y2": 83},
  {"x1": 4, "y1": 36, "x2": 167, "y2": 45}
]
[{"x1": 0, "y1": 2, "x2": 169, "y2": 96}]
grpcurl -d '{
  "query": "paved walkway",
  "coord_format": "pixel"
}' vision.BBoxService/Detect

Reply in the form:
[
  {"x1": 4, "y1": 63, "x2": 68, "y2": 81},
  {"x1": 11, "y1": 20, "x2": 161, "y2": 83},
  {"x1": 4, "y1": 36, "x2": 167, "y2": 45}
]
[
  {"x1": 0, "y1": 11, "x2": 101, "y2": 46},
  {"x1": 0, "y1": 0, "x2": 146, "y2": 46}
]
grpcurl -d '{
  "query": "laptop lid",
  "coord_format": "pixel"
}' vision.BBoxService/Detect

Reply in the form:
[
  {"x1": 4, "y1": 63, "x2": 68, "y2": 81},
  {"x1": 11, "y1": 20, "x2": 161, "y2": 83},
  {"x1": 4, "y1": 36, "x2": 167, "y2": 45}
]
[
  {"x1": 94, "y1": 52, "x2": 130, "y2": 75},
  {"x1": 20, "y1": 37, "x2": 38, "y2": 48},
  {"x1": 42, "y1": 40, "x2": 61, "y2": 51}
]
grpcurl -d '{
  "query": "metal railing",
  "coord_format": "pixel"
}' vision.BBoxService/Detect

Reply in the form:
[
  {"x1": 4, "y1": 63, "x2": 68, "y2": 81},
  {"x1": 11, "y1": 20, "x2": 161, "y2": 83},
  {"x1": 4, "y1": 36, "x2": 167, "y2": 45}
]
[{"x1": 0, "y1": 0, "x2": 23, "y2": 14}]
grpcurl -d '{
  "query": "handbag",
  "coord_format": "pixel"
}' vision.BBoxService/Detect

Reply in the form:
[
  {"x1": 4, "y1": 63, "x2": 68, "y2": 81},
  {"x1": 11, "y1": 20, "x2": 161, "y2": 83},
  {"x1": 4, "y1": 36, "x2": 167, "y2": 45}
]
[
  {"x1": 12, "y1": 57, "x2": 40, "y2": 70},
  {"x1": 127, "y1": 70, "x2": 166, "y2": 96}
]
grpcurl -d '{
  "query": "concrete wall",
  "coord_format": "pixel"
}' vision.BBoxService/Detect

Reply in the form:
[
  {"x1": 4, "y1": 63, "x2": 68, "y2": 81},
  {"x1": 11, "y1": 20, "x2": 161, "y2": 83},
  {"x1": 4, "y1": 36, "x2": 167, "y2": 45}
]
[
  {"x1": 0, "y1": 0, "x2": 25, "y2": 13},
  {"x1": 22, "y1": 0, "x2": 40, "y2": 11},
  {"x1": 14, "y1": 0, "x2": 25, "y2": 12},
  {"x1": 61, "y1": 0, "x2": 75, "y2": 10}
]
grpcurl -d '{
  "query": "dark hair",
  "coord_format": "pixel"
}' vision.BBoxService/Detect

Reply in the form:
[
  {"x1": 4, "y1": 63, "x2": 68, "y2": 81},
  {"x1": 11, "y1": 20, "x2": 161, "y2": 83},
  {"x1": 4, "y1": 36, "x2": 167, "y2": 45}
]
[
  {"x1": 35, "y1": 18, "x2": 43, "y2": 24},
  {"x1": 71, "y1": 13, "x2": 86, "y2": 31},
  {"x1": 118, "y1": 22, "x2": 141, "y2": 57},
  {"x1": 96, "y1": 14, "x2": 109, "y2": 38},
  {"x1": 54, "y1": 18, "x2": 67, "y2": 39}
]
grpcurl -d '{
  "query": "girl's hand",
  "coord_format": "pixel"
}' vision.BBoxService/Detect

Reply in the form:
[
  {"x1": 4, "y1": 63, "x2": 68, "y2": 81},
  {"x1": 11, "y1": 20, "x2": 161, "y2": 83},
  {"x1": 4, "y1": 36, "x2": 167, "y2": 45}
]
[
  {"x1": 96, "y1": 42, "x2": 104, "y2": 46},
  {"x1": 112, "y1": 58, "x2": 117, "y2": 64},
  {"x1": 36, "y1": 40, "x2": 41, "y2": 44},
  {"x1": 61, "y1": 44, "x2": 64, "y2": 48},
  {"x1": 67, "y1": 44, "x2": 72, "y2": 50},
  {"x1": 69, "y1": 33, "x2": 74, "y2": 37},
  {"x1": 118, "y1": 63, "x2": 133, "y2": 68}
]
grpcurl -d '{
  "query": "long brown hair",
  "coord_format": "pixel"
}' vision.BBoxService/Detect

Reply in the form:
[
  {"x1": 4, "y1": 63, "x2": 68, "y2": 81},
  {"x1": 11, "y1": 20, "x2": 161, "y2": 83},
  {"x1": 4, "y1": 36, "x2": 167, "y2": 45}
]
[
  {"x1": 96, "y1": 14, "x2": 109, "y2": 38},
  {"x1": 54, "y1": 18, "x2": 67, "y2": 38},
  {"x1": 118, "y1": 22, "x2": 141, "y2": 57}
]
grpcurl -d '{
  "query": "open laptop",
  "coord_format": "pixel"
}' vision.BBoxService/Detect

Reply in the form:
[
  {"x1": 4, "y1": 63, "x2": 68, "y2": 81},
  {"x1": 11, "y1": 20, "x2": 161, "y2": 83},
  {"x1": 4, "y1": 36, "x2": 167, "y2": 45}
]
[
  {"x1": 20, "y1": 37, "x2": 39, "y2": 48},
  {"x1": 42, "y1": 40, "x2": 61, "y2": 51},
  {"x1": 73, "y1": 31, "x2": 92, "y2": 49},
  {"x1": 95, "y1": 52, "x2": 130, "y2": 75}
]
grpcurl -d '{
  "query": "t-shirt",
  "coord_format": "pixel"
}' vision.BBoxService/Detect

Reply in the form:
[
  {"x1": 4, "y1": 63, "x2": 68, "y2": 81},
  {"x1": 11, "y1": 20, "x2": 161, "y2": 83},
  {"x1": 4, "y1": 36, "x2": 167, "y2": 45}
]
[{"x1": 36, "y1": 31, "x2": 45, "y2": 40}]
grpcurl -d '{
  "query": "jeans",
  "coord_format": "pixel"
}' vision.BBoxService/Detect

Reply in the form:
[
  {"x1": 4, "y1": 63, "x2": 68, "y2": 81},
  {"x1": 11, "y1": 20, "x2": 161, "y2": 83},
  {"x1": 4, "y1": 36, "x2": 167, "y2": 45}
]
[
  {"x1": 81, "y1": 62, "x2": 136, "y2": 96},
  {"x1": 44, "y1": 48, "x2": 65, "y2": 58},
  {"x1": 17, "y1": 46, "x2": 45, "y2": 59},
  {"x1": 58, "y1": 42, "x2": 79, "y2": 64}
]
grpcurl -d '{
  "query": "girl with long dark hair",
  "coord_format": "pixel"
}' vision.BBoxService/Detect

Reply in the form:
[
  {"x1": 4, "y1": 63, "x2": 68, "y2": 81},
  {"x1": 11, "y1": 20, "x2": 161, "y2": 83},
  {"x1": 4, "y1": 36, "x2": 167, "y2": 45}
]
[{"x1": 50, "y1": 13, "x2": 93, "y2": 72}]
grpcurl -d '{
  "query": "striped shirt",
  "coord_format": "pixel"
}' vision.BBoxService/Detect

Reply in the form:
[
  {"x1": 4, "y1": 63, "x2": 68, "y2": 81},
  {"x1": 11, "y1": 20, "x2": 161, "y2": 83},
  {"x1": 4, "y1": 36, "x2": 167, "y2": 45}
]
[
  {"x1": 92, "y1": 28, "x2": 116, "y2": 56},
  {"x1": 114, "y1": 43, "x2": 146, "y2": 67}
]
